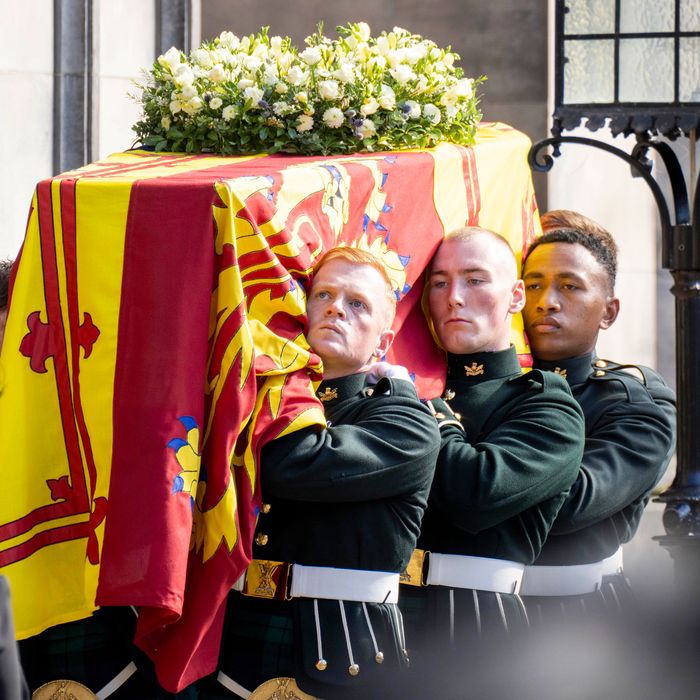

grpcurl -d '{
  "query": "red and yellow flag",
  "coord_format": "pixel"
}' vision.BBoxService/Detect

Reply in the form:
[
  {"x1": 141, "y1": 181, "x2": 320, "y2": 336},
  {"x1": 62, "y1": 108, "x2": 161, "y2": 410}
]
[{"x1": 0, "y1": 123, "x2": 540, "y2": 691}]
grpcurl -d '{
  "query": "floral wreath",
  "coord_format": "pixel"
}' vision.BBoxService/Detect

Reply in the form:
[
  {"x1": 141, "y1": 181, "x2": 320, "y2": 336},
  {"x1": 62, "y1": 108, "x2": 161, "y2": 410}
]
[{"x1": 133, "y1": 22, "x2": 485, "y2": 156}]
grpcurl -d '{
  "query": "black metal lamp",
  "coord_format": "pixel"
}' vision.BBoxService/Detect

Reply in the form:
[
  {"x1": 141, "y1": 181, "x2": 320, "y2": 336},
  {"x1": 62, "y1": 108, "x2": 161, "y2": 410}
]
[{"x1": 529, "y1": 0, "x2": 700, "y2": 598}]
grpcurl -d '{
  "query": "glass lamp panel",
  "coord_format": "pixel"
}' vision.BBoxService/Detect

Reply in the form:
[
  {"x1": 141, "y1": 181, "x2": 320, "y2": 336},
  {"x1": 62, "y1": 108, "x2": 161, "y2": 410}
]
[
  {"x1": 619, "y1": 38, "x2": 675, "y2": 102},
  {"x1": 620, "y1": 0, "x2": 675, "y2": 32},
  {"x1": 564, "y1": 39, "x2": 615, "y2": 103},
  {"x1": 680, "y1": 38, "x2": 700, "y2": 102},
  {"x1": 681, "y1": 0, "x2": 700, "y2": 31},
  {"x1": 565, "y1": 0, "x2": 615, "y2": 34}
]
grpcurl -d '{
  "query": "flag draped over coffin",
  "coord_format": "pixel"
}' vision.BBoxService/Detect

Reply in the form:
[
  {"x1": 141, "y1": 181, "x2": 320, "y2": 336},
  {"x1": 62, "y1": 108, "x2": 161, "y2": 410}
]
[{"x1": 0, "y1": 123, "x2": 540, "y2": 691}]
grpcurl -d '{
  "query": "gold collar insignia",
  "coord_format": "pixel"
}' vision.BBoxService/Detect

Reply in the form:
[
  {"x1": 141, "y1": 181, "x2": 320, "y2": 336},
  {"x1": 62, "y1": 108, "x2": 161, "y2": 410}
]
[
  {"x1": 317, "y1": 387, "x2": 338, "y2": 402},
  {"x1": 465, "y1": 362, "x2": 485, "y2": 377},
  {"x1": 554, "y1": 367, "x2": 568, "y2": 378}
]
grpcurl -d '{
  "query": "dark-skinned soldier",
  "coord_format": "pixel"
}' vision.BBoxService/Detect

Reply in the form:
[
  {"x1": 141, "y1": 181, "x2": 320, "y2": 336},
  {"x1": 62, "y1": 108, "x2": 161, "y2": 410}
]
[
  {"x1": 519, "y1": 211, "x2": 675, "y2": 619},
  {"x1": 204, "y1": 247, "x2": 440, "y2": 700},
  {"x1": 399, "y1": 227, "x2": 585, "y2": 697}
]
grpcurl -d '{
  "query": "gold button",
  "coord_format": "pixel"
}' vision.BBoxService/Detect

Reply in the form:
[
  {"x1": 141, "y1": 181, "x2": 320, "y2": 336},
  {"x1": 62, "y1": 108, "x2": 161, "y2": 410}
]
[
  {"x1": 348, "y1": 664, "x2": 360, "y2": 676},
  {"x1": 255, "y1": 533, "x2": 269, "y2": 546},
  {"x1": 595, "y1": 370, "x2": 605, "y2": 376},
  {"x1": 315, "y1": 659, "x2": 328, "y2": 671},
  {"x1": 261, "y1": 503, "x2": 271, "y2": 514},
  {"x1": 595, "y1": 360, "x2": 607, "y2": 368}
]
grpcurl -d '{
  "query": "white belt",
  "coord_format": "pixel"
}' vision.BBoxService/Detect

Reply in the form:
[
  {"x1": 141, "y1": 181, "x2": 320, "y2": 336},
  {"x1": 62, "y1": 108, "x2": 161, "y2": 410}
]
[
  {"x1": 234, "y1": 564, "x2": 400, "y2": 604},
  {"x1": 520, "y1": 548, "x2": 624, "y2": 597},
  {"x1": 426, "y1": 553, "x2": 525, "y2": 594}
]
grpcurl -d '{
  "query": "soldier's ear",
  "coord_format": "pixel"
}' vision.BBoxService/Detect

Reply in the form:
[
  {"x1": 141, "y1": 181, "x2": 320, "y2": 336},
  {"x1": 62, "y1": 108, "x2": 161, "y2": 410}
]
[
  {"x1": 374, "y1": 328, "x2": 395, "y2": 358},
  {"x1": 600, "y1": 296, "x2": 620, "y2": 330},
  {"x1": 508, "y1": 279, "x2": 526, "y2": 314}
]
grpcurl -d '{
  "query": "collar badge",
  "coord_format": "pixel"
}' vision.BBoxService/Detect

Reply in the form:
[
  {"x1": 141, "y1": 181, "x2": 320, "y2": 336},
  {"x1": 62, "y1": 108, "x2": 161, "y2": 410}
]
[
  {"x1": 465, "y1": 362, "x2": 485, "y2": 377},
  {"x1": 317, "y1": 387, "x2": 338, "y2": 402}
]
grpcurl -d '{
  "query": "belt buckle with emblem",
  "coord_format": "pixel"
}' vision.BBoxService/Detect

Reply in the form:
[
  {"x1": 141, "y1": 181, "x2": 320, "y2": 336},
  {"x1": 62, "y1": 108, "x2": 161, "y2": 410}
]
[
  {"x1": 249, "y1": 677, "x2": 318, "y2": 699},
  {"x1": 243, "y1": 559, "x2": 292, "y2": 600},
  {"x1": 33, "y1": 679, "x2": 97, "y2": 699}
]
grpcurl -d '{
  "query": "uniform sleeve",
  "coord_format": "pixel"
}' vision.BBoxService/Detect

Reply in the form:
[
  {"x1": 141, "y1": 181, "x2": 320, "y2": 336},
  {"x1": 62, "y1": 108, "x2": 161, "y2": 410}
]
[
  {"x1": 550, "y1": 381, "x2": 676, "y2": 534},
  {"x1": 429, "y1": 373, "x2": 584, "y2": 532},
  {"x1": 261, "y1": 378, "x2": 440, "y2": 502}
]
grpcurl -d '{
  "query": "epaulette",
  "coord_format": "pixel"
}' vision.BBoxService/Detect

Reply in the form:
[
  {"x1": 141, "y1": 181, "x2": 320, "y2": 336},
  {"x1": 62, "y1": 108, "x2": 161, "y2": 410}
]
[{"x1": 588, "y1": 358, "x2": 658, "y2": 404}]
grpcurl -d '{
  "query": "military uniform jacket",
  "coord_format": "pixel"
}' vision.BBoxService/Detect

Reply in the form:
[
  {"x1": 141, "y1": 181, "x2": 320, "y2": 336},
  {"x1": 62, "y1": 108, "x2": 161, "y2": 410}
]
[
  {"x1": 532, "y1": 354, "x2": 676, "y2": 566},
  {"x1": 418, "y1": 346, "x2": 585, "y2": 565},
  {"x1": 218, "y1": 372, "x2": 440, "y2": 698}
]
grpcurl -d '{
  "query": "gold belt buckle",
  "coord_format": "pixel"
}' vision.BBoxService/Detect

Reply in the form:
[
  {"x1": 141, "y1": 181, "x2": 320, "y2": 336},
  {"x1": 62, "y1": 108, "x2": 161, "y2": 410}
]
[
  {"x1": 33, "y1": 679, "x2": 97, "y2": 699},
  {"x1": 243, "y1": 559, "x2": 292, "y2": 600},
  {"x1": 400, "y1": 549, "x2": 430, "y2": 587},
  {"x1": 249, "y1": 677, "x2": 318, "y2": 699}
]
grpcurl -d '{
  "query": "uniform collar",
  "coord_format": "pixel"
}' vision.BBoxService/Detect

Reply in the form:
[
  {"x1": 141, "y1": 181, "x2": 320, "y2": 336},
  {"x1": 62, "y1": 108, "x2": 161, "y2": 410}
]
[
  {"x1": 446, "y1": 346, "x2": 522, "y2": 382},
  {"x1": 316, "y1": 371, "x2": 368, "y2": 405},
  {"x1": 533, "y1": 353, "x2": 595, "y2": 386}
]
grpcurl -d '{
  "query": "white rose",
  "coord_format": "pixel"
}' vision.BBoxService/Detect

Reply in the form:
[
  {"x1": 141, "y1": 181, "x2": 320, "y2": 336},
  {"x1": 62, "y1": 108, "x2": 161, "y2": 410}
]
[
  {"x1": 456, "y1": 78, "x2": 474, "y2": 98},
  {"x1": 423, "y1": 103, "x2": 441, "y2": 124},
  {"x1": 209, "y1": 97, "x2": 223, "y2": 110},
  {"x1": 161, "y1": 115, "x2": 171, "y2": 130},
  {"x1": 286, "y1": 66, "x2": 307, "y2": 86},
  {"x1": 404, "y1": 47, "x2": 423, "y2": 65},
  {"x1": 244, "y1": 55, "x2": 262, "y2": 73},
  {"x1": 272, "y1": 101, "x2": 290, "y2": 115},
  {"x1": 173, "y1": 64, "x2": 195, "y2": 87},
  {"x1": 263, "y1": 67, "x2": 279, "y2": 86},
  {"x1": 252, "y1": 44, "x2": 268, "y2": 59},
  {"x1": 270, "y1": 36, "x2": 283, "y2": 55},
  {"x1": 275, "y1": 82, "x2": 287, "y2": 94},
  {"x1": 333, "y1": 62, "x2": 355, "y2": 83},
  {"x1": 322, "y1": 107, "x2": 344, "y2": 128},
  {"x1": 357, "y1": 118, "x2": 376, "y2": 139},
  {"x1": 389, "y1": 64, "x2": 415, "y2": 84},
  {"x1": 222, "y1": 105, "x2": 237, "y2": 121},
  {"x1": 219, "y1": 32, "x2": 240, "y2": 51},
  {"x1": 243, "y1": 86, "x2": 264, "y2": 107},
  {"x1": 403, "y1": 100, "x2": 421, "y2": 119},
  {"x1": 169, "y1": 100, "x2": 183, "y2": 114},
  {"x1": 237, "y1": 78, "x2": 254, "y2": 90},
  {"x1": 296, "y1": 114, "x2": 314, "y2": 132},
  {"x1": 378, "y1": 84, "x2": 396, "y2": 110},
  {"x1": 158, "y1": 46, "x2": 182, "y2": 72},
  {"x1": 180, "y1": 83, "x2": 197, "y2": 100},
  {"x1": 318, "y1": 80, "x2": 340, "y2": 101},
  {"x1": 295, "y1": 91, "x2": 308, "y2": 104},
  {"x1": 357, "y1": 22, "x2": 371, "y2": 42},
  {"x1": 299, "y1": 46, "x2": 322, "y2": 65},
  {"x1": 192, "y1": 49, "x2": 213, "y2": 68},
  {"x1": 208, "y1": 64, "x2": 226, "y2": 82},
  {"x1": 440, "y1": 89, "x2": 459, "y2": 107},
  {"x1": 360, "y1": 98, "x2": 379, "y2": 116}
]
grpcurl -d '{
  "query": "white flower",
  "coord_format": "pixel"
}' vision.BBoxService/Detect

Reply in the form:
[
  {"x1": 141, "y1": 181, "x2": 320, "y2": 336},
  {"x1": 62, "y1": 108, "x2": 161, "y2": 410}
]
[
  {"x1": 322, "y1": 107, "x2": 344, "y2": 128},
  {"x1": 161, "y1": 115, "x2": 171, "y2": 130},
  {"x1": 376, "y1": 36, "x2": 391, "y2": 56},
  {"x1": 403, "y1": 100, "x2": 421, "y2": 119},
  {"x1": 252, "y1": 44, "x2": 269, "y2": 59},
  {"x1": 299, "y1": 46, "x2": 322, "y2": 65},
  {"x1": 357, "y1": 118, "x2": 376, "y2": 139},
  {"x1": 222, "y1": 105, "x2": 237, "y2": 121},
  {"x1": 180, "y1": 83, "x2": 197, "y2": 100},
  {"x1": 378, "y1": 84, "x2": 396, "y2": 110},
  {"x1": 296, "y1": 114, "x2": 314, "y2": 132},
  {"x1": 423, "y1": 103, "x2": 441, "y2": 124},
  {"x1": 440, "y1": 89, "x2": 459, "y2": 107},
  {"x1": 445, "y1": 104, "x2": 459, "y2": 119},
  {"x1": 181, "y1": 96, "x2": 203, "y2": 115},
  {"x1": 270, "y1": 36, "x2": 283, "y2": 55},
  {"x1": 263, "y1": 67, "x2": 279, "y2": 86},
  {"x1": 333, "y1": 62, "x2": 355, "y2": 83},
  {"x1": 357, "y1": 22, "x2": 371, "y2": 42},
  {"x1": 368, "y1": 56, "x2": 387, "y2": 71},
  {"x1": 158, "y1": 47, "x2": 182, "y2": 72},
  {"x1": 244, "y1": 55, "x2": 263, "y2": 73},
  {"x1": 389, "y1": 64, "x2": 415, "y2": 84},
  {"x1": 318, "y1": 80, "x2": 340, "y2": 101},
  {"x1": 444, "y1": 53, "x2": 455, "y2": 68},
  {"x1": 360, "y1": 98, "x2": 379, "y2": 116},
  {"x1": 173, "y1": 64, "x2": 195, "y2": 87},
  {"x1": 295, "y1": 91, "x2": 308, "y2": 104},
  {"x1": 192, "y1": 48, "x2": 213, "y2": 68},
  {"x1": 456, "y1": 78, "x2": 474, "y2": 98},
  {"x1": 169, "y1": 100, "x2": 183, "y2": 114},
  {"x1": 273, "y1": 101, "x2": 290, "y2": 115},
  {"x1": 209, "y1": 97, "x2": 223, "y2": 110},
  {"x1": 208, "y1": 64, "x2": 226, "y2": 82},
  {"x1": 237, "y1": 78, "x2": 254, "y2": 90},
  {"x1": 218, "y1": 32, "x2": 240, "y2": 51},
  {"x1": 275, "y1": 82, "x2": 287, "y2": 94},
  {"x1": 286, "y1": 66, "x2": 307, "y2": 86},
  {"x1": 414, "y1": 75, "x2": 429, "y2": 94},
  {"x1": 404, "y1": 46, "x2": 424, "y2": 65},
  {"x1": 243, "y1": 86, "x2": 264, "y2": 107}
]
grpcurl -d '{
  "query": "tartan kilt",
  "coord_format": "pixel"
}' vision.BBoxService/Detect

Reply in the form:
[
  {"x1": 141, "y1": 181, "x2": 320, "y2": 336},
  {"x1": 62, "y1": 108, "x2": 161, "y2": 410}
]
[
  {"x1": 18, "y1": 607, "x2": 195, "y2": 699},
  {"x1": 204, "y1": 590, "x2": 409, "y2": 699}
]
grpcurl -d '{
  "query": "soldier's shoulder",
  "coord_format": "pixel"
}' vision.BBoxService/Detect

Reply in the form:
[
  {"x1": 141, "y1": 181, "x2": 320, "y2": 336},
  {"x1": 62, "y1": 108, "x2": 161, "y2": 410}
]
[
  {"x1": 509, "y1": 367, "x2": 571, "y2": 393},
  {"x1": 587, "y1": 359, "x2": 674, "y2": 405}
]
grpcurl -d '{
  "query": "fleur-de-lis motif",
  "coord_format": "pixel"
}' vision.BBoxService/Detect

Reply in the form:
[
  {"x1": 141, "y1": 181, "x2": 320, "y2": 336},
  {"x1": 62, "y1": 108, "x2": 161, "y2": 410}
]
[
  {"x1": 465, "y1": 362, "x2": 484, "y2": 377},
  {"x1": 317, "y1": 387, "x2": 338, "y2": 402}
]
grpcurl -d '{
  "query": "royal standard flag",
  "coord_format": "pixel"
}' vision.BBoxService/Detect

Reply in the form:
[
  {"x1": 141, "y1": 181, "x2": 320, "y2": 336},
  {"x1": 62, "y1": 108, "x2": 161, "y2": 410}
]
[{"x1": 0, "y1": 123, "x2": 540, "y2": 691}]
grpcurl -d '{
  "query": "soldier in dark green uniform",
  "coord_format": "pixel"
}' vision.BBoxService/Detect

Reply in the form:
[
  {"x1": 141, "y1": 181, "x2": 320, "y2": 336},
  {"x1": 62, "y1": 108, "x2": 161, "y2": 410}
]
[
  {"x1": 207, "y1": 247, "x2": 440, "y2": 699},
  {"x1": 399, "y1": 227, "x2": 585, "y2": 696},
  {"x1": 519, "y1": 210, "x2": 676, "y2": 618}
]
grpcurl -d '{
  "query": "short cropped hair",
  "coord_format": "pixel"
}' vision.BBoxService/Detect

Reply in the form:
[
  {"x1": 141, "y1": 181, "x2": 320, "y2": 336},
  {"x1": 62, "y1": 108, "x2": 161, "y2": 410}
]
[
  {"x1": 312, "y1": 246, "x2": 397, "y2": 317},
  {"x1": 429, "y1": 226, "x2": 517, "y2": 275},
  {"x1": 0, "y1": 259, "x2": 13, "y2": 309},
  {"x1": 527, "y1": 211, "x2": 618, "y2": 291}
]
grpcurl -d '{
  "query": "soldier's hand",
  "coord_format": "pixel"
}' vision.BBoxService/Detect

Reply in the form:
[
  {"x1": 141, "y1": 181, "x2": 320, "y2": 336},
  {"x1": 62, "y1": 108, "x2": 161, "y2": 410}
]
[{"x1": 366, "y1": 361, "x2": 413, "y2": 384}]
